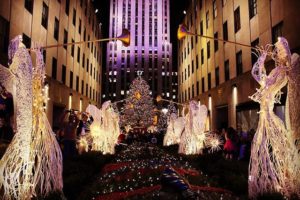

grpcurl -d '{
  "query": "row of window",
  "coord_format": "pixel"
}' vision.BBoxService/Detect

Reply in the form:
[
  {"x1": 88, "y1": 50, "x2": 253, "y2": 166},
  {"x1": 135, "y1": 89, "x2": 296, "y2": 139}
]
[
  {"x1": 25, "y1": 0, "x2": 100, "y2": 44},
  {"x1": 50, "y1": 57, "x2": 99, "y2": 102},
  {"x1": 188, "y1": 0, "x2": 257, "y2": 30}
]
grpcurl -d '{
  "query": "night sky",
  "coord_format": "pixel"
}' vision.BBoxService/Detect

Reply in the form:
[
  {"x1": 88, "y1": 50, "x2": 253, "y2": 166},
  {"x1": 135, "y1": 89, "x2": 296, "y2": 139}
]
[{"x1": 93, "y1": 0, "x2": 189, "y2": 71}]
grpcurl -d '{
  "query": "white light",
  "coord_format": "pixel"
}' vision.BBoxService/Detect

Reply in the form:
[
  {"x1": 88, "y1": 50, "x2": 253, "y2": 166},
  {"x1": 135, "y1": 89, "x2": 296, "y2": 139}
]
[
  {"x1": 208, "y1": 96, "x2": 212, "y2": 112},
  {"x1": 95, "y1": 9, "x2": 98, "y2": 13},
  {"x1": 162, "y1": 108, "x2": 168, "y2": 114},
  {"x1": 183, "y1": 10, "x2": 187, "y2": 15},
  {"x1": 166, "y1": 92, "x2": 169, "y2": 97},
  {"x1": 233, "y1": 86, "x2": 237, "y2": 106},
  {"x1": 79, "y1": 99, "x2": 82, "y2": 112},
  {"x1": 121, "y1": 90, "x2": 125, "y2": 95},
  {"x1": 68, "y1": 94, "x2": 72, "y2": 110}
]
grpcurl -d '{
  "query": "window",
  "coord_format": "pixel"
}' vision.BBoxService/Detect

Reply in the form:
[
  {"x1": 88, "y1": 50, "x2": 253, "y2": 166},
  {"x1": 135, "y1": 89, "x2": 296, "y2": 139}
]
[
  {"x1": 223, "y1": 21, "x2": 228, "y2": 41},
  {"x1": 22, "y1": 33, "x2": 31, "y2": 48},
  {"x1": 188, "y1": 65, "x2": 190, "y2": 77},
  {"x1": 77, "y1": 47, "x2": 80, "y2": 63},
  {"x1": 234, "y1": 7, "x2": 241, "y2": 33},
  {"x1": 222, "y1": 0, "x2": 227, "y2": 6},
  {"x1": 63, "y1": 30, "x2": 68, "y2": 49},
  {"x1": 215, "y1": 67, "x2": 220, "y2": 86},
  {"x1": 206, "y1": 11, "x2": 209, "y2": 29},
  {"x1": 42, "y1": 2, "x2": 49, "y2": 29},
  {"x1": 197, "y1": 81, "x2": 200, "y2": 95},
  {"x1": 251, "y1": 38, "x2": 259, "y2": 65},
  {"x1": 86, "y1": 84, "x2": 88, "y2": 97},
  {"x1": 62, "y1": 65, "x2": 66, "y2": 84},
  {"x1": 192, "y1": 84, "x2": 194, "y2": 98},
  {"x1": 79, "y1": 19, "x2": 81, "y2": 34},
  {"x1": 25, "y1": 0, "x2": 34, "y2": 13},
  {"x1": 72, "y1": 9, "x2": 76, "y2": 26},
  {"x1": 236, "y1": 51, "x2": 243, "y2": 76},
  {"x1": 0, "y1": 16, "x2": 9, "y2": 66},
  {"x1": 65, "y1": 0, "x2": 70, "y2": 15},
  {"x1": 201, "y1": 49, "x2": 204, "y2": 64},
  {"x1": 208, "y1": 73, "x2": 211, "y2": 89},
  {"x1": 82, "y1": 53, "x2": 85, "y2": 68},
  {"x1": 54, "y1": 17, "x2": 59, "y2": 40},
  {"x1": 207, "y1": 41, "x2": 210, "y2": 59},
  {"x1": 76, "y1": 76, "x2": 79, "y2": 92},
  {"x1": 196, "y1": 55, "x2": 199, "y2": 69},
  {"x1": 71, "y1": 39, "x2": 74, "y2": 57},
  {"x1": 81, "y1": 80, "x2": 84, "y2": 94},
  {"x1": 69, "y1": 71, "x2": 73, "y2": 88},
  {"x1": 213, "y1": 0, "x2": 217, "y2": 19},
  {"x1": 214, "y1": 32, "x2": 218, "y2": 52},
  {"x1": 192, "y1": 60, "x2": 194, "y2": 74},
  {"x1": 249, "y1": 0, "x2": 257, "y2": 19},
  {"x1": 200, "y1": 20, "x2": 203, "y2": 35},
  {"x1": 225, "y1": 60, "x2": 230, "y2": 81},
  {"x1": 272, "y1": 22, "x2": 283, "y2": 44},
  {"x1": 202, "y1": 77, "x2": 205, "y2": 93},
  {"x1": 52, "y1": 57, "x2": 57, "y2": 79}
]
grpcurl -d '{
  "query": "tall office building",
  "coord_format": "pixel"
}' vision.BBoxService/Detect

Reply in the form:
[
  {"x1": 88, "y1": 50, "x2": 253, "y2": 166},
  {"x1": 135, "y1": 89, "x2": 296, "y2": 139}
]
[
  {"x1": 178, "y1": 0, "x2": 300, "y2": 131},
  {"x1": 103, "y1": 0, "x2": 177, "y2": 102},
  {"x1": 0, "y1": 0, "x2": 103, "y2": 127}
]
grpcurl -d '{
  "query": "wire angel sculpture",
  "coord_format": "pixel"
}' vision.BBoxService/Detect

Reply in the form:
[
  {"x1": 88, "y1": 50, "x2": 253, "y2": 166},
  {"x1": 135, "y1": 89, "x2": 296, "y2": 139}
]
[
  {"x1": 178, "y1": 100, "x2": 208, "y2": 155},
  {"x1": 248, "y1": 37, "x2": 300, "y2": 198},
  {"x1": 82, "y1": 101, "x2": 120, "y2": 154},
  {"x1": 163, "y1": 113, "x2": 185, "y2": 146},
  {"x1": 0, "y1": 36, "x2": 63, "y2": 199}
]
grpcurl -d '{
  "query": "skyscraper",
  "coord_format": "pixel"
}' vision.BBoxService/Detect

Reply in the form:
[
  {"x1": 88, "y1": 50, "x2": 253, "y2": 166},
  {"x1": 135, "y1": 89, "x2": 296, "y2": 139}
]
[{"x1": 103, "y1": 0, "x2": 177, "y2": 102}]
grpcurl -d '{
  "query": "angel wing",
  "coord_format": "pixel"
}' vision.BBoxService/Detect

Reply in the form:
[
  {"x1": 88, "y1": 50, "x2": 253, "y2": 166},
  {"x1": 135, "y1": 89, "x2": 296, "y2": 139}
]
[{"x1": 86, "y1": 104, "x2": 102, "y2": 123}]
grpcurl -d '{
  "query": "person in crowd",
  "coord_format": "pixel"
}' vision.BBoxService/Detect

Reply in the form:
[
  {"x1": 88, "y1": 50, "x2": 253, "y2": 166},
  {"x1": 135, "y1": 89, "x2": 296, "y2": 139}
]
[
  {"x1": 77, "y1": 112, "x2": 94, "y2": 137},
  {"x1": 61, "y1": 110, "x2": 80, "y2": 158},
  {"x1": 223, "y1": 127, "x2": 237, "y2": 160}
]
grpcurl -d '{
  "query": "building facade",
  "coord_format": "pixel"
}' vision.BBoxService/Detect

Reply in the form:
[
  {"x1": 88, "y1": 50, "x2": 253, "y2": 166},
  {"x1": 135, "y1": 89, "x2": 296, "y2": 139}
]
[
  {"x1": 0, "y1": 0, "x2": 103, "y2": 128},
  {"x1": 178, "y1": 0, "x2": 300, "y2": 131},
  {"x1": 103, "y1": 0, "x2": 177, "y2": 102}
]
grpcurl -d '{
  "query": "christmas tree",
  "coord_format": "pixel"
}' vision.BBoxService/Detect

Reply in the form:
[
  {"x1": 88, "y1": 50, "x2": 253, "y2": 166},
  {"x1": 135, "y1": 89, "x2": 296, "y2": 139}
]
[{"x1": 121, "y1": 74, "x2": 156, "y2": 128}]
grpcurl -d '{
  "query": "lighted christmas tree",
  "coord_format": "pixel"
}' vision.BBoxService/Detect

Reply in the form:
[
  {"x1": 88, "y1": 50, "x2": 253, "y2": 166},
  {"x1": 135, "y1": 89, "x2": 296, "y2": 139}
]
[{"x1": 121, "y1": 73, "x2": 156, "y2": 128}]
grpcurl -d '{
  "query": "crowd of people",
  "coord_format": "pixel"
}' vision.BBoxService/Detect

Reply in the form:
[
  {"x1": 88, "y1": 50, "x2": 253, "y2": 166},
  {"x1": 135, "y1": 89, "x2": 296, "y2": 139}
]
[{"x1": 220, "y1": 126, "x2": 255, "y2": 161}]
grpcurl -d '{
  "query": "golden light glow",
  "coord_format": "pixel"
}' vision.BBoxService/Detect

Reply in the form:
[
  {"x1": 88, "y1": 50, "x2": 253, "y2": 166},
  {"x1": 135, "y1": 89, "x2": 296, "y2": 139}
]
[
  {"x1": 68, "y1": 94, "x2": 72, "y2": 110},
  {"x1": 135, "y1": 91, "x2": 141, "y2": 100},
  {"x1": 156, "y1": 95, "x2": 162, "y2": 102},
  {"x1": 79, "y1": 98, "x2": 82, "y2": 112}
]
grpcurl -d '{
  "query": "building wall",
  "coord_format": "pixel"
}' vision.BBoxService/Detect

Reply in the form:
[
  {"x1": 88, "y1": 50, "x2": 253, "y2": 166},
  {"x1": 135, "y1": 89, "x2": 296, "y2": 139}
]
[
  {"x1": 0, "y1": 0, "x2": 103, "y2": 128},
  {"x1": 178, "y1": 0, "x2": 300, "y2": 131},
  {"x1": 103, "y1": 0, "x2": 177, "y2": 102}
]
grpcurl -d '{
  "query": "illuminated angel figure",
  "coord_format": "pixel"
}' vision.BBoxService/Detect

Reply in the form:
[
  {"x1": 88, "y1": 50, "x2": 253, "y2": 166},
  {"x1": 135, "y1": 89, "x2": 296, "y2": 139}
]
[
  {"x1": 163, "y1": 113, "x2": 184, "y2": 146},
  {"x1": 248, "y1": 37, "x2": 300, "y2": 198},
  {"x1": 90, "y1": 101, "x2": 120, "y2": 154},
  {"x1": 178, "y1": 100, "x2": 207, "y2": 155},
  {"x1": 0, "y1": 36, "x2": 63, "y2": 199}
]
